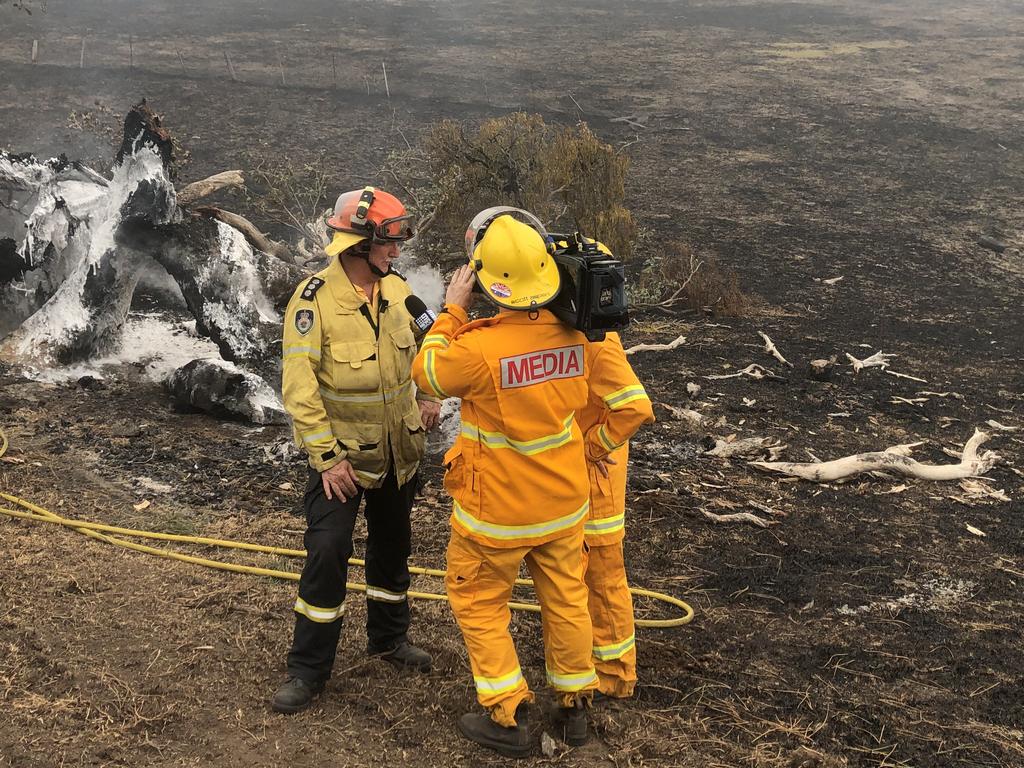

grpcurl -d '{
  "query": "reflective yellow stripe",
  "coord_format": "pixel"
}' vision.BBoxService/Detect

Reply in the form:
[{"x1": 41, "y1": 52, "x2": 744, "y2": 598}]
[
  {"x1": 294, "y1": 596, "x2": 345, "y2": 623},
  {"x1": 283, "y1": 345, "x2": 322, "y2": 360},
  {"x1": 461, "y1": 413, "x2": 574, "y2": 456},
  {"x1": 474, "y1": 667, "x2": 525, "y2": 695},
  {"x1": 604, "y1": 384, "x2": 648, "y2": 410},
  {"x1": 318, "y1": 379, "x2": 412, "y2": 405},
  {"x1": 584, "y1": 512, "x2": 624, "y2": 536},
  {"x1": 545, "y1": 666, "x2": 598, "y2": 691},
  {"x1": 453, "y1": 499, "x2": 588, "y2": 541},
  {"x1": 597, "y1": 424, "x2": 620, "y2": 452},
  {"x1": 593, "y1": 633, "x2": 635, "y2": 661},
  {"x1": 301, "y1": 428, "x2": 333, "y2": 445},
  {"x1": 421, "y1": 334, "x2": 449, "y2": 351},
  {"x1": 423, "y1": 349, "x2": 449, "y2": 398},
  {"x1": 365, "y1": 585, "x2": 407, "y2": 603}
]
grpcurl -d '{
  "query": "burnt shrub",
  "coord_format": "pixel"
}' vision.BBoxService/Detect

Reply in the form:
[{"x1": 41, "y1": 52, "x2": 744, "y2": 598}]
[
  {"x1": 636, "y1": 240, "x2": 749, "y2": 316},
  {"x1": 390, "y1": 113, "x2": 636, "y2": 260}
]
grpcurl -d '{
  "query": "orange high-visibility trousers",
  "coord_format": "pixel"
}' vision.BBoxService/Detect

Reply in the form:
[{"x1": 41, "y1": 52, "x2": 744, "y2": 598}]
[
  {"x1": 583, "y1": 540, "x2": 637, "y2": 697},
  {"x1": 445, "y1": 526, "x2": 599, "y2": 726}
]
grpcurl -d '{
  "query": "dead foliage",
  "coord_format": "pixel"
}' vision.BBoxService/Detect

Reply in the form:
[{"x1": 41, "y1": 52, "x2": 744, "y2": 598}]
[
  {"x1": 388, "y1": 113, "x2": 636, "y2": 259},
  {"x1": 243, "y1": 151, "x2": 332, "y2": 257},
  {"x1": 637, "y1": 240, "x2": 749, "y2": 316}
]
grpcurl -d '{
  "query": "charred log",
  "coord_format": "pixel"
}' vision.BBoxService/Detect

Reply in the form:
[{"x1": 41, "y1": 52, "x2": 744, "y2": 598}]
[{"x1": 167, "y1": 359, "x2": 287, "y2": 425}]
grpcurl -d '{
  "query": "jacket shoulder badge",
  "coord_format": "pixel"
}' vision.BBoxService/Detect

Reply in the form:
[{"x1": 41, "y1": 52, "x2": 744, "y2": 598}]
[{"x1": 301, "y1": 276, "x2": 325, "y2": 301}]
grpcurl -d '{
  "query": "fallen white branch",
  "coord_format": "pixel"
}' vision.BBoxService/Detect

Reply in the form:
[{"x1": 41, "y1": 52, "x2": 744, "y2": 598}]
[
  {"x1": 625, "y1": 334, "x2": 686, "y2": 355},
  {"x1": 702, "y1": 510, "x2": 775, "y2": 528},
  {"x1": 654, "y1": 402, "x2": 706, "y2": 430},
  {"x1": 748, "y1": 500, "x2": 785, "y2": 518},
  {"x1": 705, "y1": 363, "x2": 780, "y2": 381},
  {"x1": 758, "y1": 331, "x2": 793, "y2": 368},
  {"x1": 705, "y1": 436, "x2": 785, "y2": 460},
  {"x1": 986, "y1": 420, "x2": 1018, "y2": 432},
  {"x1": 750, "y1": 429, "x2": 998, "y2": 483},
  {"x1": 921, "y1": 391, "x2": 964, "y2": 400},
  {"x1": 177, "y1": 170, "x2": 245, "y2": 205},
  {"x1": 846, "y1": 350, "x2": 894, "y2": 372},
  {"x1": 957, "y1": 478, "x2": 1010, "y2": 502},
  {"x1": 885, "y1": 369, "x2": 928, "y2": 383}
]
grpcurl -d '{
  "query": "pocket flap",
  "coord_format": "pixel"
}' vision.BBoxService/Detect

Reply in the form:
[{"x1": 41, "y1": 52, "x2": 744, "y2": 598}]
[
  {"x1": 403, "y1": 408, "x2": 424, "y2": 432},
  {"x1": 331, "y1": 420, "x2": 383, "y2": 447},
  {"x1": 443, "y1": 441, "x2": 462, "y2": 468},
  {"x1": 390, "y1": 327, "x2": 417, "y2": 350},
  {"x1": 331, "y1": 340, "x2": 377, "y2": 368}
]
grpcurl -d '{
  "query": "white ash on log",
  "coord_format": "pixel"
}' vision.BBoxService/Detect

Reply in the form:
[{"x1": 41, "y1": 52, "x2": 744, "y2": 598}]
[
  {"x1": 1, "y1": 101, "x2": 308, "y2": 423},
  {"x1": 167, "y1": 359, "x2": 286, "y2": 425},
  {"x1": 0, "y1": 145, "x2": 176, "y2": 363},
  {"x1": 119, "y1": 216, "x2": 302, "y2": 383}
]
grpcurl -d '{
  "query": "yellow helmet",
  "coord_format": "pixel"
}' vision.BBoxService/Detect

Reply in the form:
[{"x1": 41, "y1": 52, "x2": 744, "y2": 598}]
[{"x1": 465, "y1": 207, "x2": 559, "y2": 310}]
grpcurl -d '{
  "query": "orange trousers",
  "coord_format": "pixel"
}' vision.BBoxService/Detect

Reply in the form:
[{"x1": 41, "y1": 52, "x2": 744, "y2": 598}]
[
  {"x1": 583, "y1": 540, "x2": 637, "y2": 697},
  {"x1": 445, "y1": 527, "x2": 598, "y2": 726}
]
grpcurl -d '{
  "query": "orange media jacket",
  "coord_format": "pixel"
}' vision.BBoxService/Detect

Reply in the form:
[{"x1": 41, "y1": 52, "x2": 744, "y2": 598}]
[{"x1": 412, "y1": 306, "x2": 653, "y2": 549}]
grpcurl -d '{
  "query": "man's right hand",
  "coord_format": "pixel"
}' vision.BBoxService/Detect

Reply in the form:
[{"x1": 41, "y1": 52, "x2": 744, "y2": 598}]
[
  {"x1": 444, "y1": 264, "x2": 477, "y2": 311},
  {"x1": 322, "y1": 459, "x2": 360, "y2": 502}
]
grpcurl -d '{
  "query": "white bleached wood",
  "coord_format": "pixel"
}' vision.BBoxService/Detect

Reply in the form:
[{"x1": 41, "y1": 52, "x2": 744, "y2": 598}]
[
  {"x1": 845, "y1": 350, "x2": 893, "y2": 372},
  {"x1": 751, "y1": 430, "x2": 998, "y2": 483},
  {"x1": 758, "y1": 331, "x2": 793, "y2": 367},
  {"x1": 702, "y1": 510, "x2": 775, "y2": 528},
  {"x1": 624, "y1": 334, "x2": 686, "y2": 355},
  {"x1": 705, "y1": 363, "x2": 779, "y2": 381}
]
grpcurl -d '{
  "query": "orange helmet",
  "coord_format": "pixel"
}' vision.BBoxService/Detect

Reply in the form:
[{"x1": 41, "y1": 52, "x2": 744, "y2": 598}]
[{"x1": 324, "y1": 186, "x2": 414, "y2": 257}]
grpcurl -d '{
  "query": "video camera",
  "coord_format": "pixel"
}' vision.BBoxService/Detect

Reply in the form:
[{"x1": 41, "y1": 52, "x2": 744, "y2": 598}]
[{"x1": 546, "y1": 232, "x2": 630, "y2": 342}]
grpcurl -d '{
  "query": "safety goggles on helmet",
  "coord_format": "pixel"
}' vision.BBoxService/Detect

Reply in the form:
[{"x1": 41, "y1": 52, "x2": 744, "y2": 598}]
[
  {"x1": 464, "y1": 206, "x2": 551, "y2": 259},
  {"x1": 326, "y1": 186, "x2": 415, "y2": 244}
]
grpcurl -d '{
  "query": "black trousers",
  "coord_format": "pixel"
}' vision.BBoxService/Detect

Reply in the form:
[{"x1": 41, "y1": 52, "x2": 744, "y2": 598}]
[{"x1": 286, "y1": 467, "x2": 417, "y2": 683}]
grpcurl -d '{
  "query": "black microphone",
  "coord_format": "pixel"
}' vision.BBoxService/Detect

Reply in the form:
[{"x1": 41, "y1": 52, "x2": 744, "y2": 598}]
[{"x1": 405, "y1": 294, "x2": 437, "y2": 335}]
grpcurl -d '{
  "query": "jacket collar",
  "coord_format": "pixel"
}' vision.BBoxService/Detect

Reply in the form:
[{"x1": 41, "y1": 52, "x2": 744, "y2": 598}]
[
  {"x1": 494, "y1": 308, "x2": 563, "y2": 325},
  {"x1": 322, "y1": 257, "x2": 369, "y2": 312},
  {"x1": 322, "y1": 257, "x2": 406, "y2": 313}
]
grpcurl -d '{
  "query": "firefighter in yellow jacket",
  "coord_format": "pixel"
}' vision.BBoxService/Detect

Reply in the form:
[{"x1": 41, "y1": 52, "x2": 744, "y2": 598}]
[
  {"x1": 271, "y1": 187, "x2": 440, "y2": 714},
  {"x1": 411, "y1": 208, "x2": 653, "y2": 756},
  {"x1": 579, "y1": 331, "x2": 650, "y2": 698}
]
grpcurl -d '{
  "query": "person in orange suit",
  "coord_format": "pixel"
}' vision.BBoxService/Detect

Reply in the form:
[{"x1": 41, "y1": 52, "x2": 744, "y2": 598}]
[
  {"x1": 578, "y1": 331, "x2": 652, "y2": 699},
  {"x1": 411, "y1": 208, "x2": 653, "y2": 757}
]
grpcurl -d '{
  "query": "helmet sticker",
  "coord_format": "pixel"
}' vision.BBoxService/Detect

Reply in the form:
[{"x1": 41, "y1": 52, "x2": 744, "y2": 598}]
[
  {"x1": 295, "y1": 308, "x2": 315, "y2": 336},
  {"x1": 489, "y1": 282, "x2": 512, "y2": 299}
]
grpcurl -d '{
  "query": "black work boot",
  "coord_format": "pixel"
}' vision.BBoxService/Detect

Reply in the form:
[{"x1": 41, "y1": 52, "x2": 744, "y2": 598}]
[
  {"x1": 270, "y1": 676, "x2": 324, "y2": 714},
  {"x1": 555, "y1": 700, "x2": 588, "y2": 746},
  {"x1": 458, "y1": 704, "x2": 531, "y2": 758},
  {"x1": 370, "y1": 640, "x2": 432, "y2": 672}
]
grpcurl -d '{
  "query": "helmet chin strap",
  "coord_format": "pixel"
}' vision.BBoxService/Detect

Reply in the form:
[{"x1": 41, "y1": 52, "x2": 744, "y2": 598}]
[{"x1": 367, "y1": 260, "x2": 390, "y2": 279}]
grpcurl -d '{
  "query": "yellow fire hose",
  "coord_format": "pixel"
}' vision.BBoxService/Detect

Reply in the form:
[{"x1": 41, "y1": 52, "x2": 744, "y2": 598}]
[{"x1": 0, "y1": 429, "x2": 693, "y2": 628}]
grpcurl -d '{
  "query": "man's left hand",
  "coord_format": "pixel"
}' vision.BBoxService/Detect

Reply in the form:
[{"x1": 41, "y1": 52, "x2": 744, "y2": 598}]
[{"x1": 418, "y1": 399, "x2": 442, "y2": 431}]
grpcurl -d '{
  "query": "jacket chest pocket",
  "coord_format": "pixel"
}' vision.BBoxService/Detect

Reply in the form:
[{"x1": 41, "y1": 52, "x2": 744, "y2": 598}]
[
  {"x1": 389, "y1": 326, "x2": 417, "y2": 367},
  {"x1": 329, "y1": 340, "x2": 380, "y2": 392}
]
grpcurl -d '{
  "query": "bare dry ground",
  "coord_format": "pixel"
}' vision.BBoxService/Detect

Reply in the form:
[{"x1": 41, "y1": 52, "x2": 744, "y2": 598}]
[{"x1": 2, "y1": 1, "x2": 1023, "y2": 766}]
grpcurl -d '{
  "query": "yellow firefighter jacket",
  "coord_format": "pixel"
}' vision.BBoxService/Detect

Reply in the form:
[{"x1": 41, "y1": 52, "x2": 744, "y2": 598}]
[
  {"x1": 281, "y1": 258, "x2": 427, "y2": 488},
  {"x1": 576, "y1": 332, "x2": 654, "y2": 546},
  {"x1": 412, "y1": 306, "x2": 652, "y2": 549}
]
